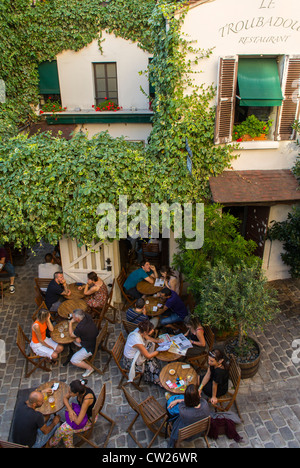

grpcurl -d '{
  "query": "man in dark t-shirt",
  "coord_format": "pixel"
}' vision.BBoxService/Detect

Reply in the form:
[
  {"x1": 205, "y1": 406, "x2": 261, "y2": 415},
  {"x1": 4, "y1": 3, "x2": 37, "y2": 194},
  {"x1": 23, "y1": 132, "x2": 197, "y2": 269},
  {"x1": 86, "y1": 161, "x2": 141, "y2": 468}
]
[
  {"x1": 68, "y1": 309, "x2": 99, "y2": 378},
  {"x1": 12, "y1": 391, "x2": 60, "y2": 448},
  {"x1": 45, "y1": 272, "x2": 71, "y2": 311}
]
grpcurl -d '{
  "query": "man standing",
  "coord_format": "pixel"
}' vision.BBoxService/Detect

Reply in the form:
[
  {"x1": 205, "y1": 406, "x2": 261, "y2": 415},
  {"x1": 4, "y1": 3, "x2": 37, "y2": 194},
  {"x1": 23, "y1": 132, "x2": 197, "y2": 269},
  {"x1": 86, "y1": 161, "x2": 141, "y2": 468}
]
[
  {"x1": 68, "y1": 309, "x2": 99, "y2": 378},
  {"x1": 12, "y1": 390, "x2": 60, "y2": 448},
  {"x1": 0, "y1": 245, "x2": 16, "y2": 294},
  {"x1": 123, "y1": 261, "x2": 158, "y2": 299},
  {"x1": 45, "y1": 272, "x2": 71, "y2": 312}
]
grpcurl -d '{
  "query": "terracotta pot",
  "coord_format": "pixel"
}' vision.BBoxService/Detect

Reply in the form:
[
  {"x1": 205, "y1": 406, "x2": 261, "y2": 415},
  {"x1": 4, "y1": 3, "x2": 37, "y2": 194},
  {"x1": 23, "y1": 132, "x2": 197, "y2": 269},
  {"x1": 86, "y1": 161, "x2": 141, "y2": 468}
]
[{"x1": 241, "y1": 134, "x2": 267, "y2": 141}]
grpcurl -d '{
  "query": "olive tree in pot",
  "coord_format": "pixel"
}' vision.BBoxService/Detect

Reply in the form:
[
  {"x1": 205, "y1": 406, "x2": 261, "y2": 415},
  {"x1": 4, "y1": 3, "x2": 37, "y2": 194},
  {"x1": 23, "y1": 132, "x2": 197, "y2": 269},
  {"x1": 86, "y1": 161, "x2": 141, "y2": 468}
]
[{"x1": 192, "y1": 260, "x2": 280, "y2": 379}]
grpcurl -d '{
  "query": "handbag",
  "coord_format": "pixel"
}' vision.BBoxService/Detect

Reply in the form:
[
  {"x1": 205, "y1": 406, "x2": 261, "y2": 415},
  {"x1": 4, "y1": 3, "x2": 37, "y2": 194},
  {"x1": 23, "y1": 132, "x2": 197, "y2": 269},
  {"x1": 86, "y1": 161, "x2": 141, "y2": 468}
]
[{"x1": 65, "y1": 403, "x2": 88, "y2": 430}]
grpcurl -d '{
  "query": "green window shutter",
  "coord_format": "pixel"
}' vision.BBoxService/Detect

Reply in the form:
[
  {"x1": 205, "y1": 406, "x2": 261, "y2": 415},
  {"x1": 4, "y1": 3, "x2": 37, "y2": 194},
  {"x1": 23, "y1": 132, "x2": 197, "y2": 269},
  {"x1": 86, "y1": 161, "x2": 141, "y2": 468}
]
[{"x1": 38, "y1": 60, "x2": 60, "y2": 94}]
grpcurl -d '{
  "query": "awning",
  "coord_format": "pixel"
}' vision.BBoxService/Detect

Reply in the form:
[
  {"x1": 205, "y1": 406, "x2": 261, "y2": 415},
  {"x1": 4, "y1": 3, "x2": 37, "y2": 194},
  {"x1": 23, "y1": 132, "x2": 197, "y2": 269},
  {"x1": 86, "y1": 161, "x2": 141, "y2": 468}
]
[
  {"x1": 38, "y1": 61, "x2": 60, "y2": 95},
  {"x1": 209, "y1": 170, "x2": 300, "y2": 204},
  {"x1": 237, "y1": 58, "x2": 283, "y2": 107}
]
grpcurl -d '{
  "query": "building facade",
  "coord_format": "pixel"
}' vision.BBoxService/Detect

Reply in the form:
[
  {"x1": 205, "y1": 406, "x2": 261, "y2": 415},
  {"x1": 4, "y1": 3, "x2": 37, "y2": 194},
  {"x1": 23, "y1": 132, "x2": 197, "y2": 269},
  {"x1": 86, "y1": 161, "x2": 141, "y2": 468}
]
[{"x1": 180, "y1": 0, "x2": 300, "y2": 280}]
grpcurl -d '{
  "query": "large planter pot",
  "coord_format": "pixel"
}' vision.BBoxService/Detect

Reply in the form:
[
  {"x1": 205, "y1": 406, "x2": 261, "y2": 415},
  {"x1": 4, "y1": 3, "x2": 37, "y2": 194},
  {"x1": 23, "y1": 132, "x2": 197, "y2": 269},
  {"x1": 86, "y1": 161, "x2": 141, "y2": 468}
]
[{"x1": 224, "y1": 337, "x2": 261, "y2": 379}]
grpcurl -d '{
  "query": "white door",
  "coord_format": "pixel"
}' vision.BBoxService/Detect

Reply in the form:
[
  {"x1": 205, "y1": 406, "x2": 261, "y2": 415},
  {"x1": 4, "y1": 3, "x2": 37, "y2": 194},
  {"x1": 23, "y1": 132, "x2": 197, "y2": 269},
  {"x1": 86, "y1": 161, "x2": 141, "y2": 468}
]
[{"x1": 59, "y1": 236, "x2": 114, "y2": 285}]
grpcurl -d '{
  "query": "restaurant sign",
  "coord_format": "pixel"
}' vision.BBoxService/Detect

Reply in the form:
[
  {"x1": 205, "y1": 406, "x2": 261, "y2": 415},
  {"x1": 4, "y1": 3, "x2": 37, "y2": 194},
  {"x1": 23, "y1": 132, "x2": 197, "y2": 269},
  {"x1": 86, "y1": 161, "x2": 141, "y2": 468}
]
[{"x1": 218, "y1": 0, "x2": 299, "y2": 44}]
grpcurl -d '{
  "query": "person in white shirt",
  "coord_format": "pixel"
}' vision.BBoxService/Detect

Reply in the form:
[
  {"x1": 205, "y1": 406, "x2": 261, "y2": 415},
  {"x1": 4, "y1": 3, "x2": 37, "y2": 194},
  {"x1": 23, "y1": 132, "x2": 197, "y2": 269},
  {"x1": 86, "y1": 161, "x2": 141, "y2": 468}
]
[{"x1": 38, "y1": 253, "x2": 62, "y2": 279}]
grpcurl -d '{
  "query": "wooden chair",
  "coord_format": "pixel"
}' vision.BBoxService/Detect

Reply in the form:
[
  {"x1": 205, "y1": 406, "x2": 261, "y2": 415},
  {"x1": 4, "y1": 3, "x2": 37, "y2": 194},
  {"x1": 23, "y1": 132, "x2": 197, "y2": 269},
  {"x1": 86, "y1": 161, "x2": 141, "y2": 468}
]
[
  {"x1": 122, "y1": 319, "x2": 138, "y2": 335},
  {"x1": 0, "y1": 439, "x2": 28, "y2": 448},
  {"x1": 122, "y1": 386, "x2": 168, "y2": 448},
  {"x1": 34, "y1": 277, "x2": 51, "y2": 295},
  {"x1": 83, "y1": 321, "x2": 112, "y2": 375},
  {"x1": 31, "y1": 300, "x2": 49, "y2": 321},
  {"x1": 210, "y1": 357, "x2": 243, "y2": 420},
  {"x1": 75, "y1": 383, "x2": 116, "y2": 448},
  {"x1": 92, "y1": 280, "x2": 119, "y2": 328},
  {"x1": 116, "y1": 268, "x2": 136, "y2": 311},
  {"x1": 111, "y1": 332, "x2": 144, "y2": 391},
  {"x1": 142, "y1": 243, "x2": 161, "y2": 267},
  {"x1": 186, "y1": 325, "x2": 215, "y2": 371},
  {"x1": 16, "y1": 324, "x2": 51, "y2": 377},
  {"x1": 34, "y1": 285, "x2": 44, "y2": 307},
  {"x1": 175, "y1": 417, "x2": 211, "y2": 448},
  {"x1": 105, "y1": 279, "x2": 118, "y2": 323}
]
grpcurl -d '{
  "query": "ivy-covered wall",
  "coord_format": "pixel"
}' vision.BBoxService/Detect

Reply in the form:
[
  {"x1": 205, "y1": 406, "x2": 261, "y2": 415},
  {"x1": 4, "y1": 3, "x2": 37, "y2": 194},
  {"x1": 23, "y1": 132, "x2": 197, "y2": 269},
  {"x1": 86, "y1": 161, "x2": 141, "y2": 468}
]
[{"x1": 0, "y1": 1, "x2": 236, "y2": 248}]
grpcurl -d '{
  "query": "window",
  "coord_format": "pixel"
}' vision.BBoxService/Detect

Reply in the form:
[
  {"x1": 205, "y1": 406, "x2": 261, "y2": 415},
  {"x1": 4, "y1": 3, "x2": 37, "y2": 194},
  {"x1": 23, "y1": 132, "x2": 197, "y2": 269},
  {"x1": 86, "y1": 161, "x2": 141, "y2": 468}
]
[
  {"x1": 214, "y1": 55, "x2": 300, "y2": 144},
  {"x1": 38, "y1": 60, "x2": 61, "y2": 103},
  {"x1": 93, "y1": 62, "x2": 118, "y2": 106}
]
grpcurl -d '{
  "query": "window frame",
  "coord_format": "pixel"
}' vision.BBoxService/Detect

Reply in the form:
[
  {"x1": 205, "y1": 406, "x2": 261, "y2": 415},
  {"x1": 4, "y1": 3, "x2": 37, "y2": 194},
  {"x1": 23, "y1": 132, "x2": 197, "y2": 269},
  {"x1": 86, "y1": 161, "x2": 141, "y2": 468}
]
[
  {"x1": 214, "y1": 55, "x2": 300, "y2": 144},
  {"x1": 93, "y1": 62, "x2": 118, "y2": 107}
]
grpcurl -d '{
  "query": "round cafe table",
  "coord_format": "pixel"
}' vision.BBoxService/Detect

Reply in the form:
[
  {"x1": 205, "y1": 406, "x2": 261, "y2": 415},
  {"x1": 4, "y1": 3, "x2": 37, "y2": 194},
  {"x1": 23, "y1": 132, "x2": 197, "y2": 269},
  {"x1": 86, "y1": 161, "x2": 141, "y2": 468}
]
[
  {"x1": 36, "y1": 380, "x2": 69, "y2": 416},
  {"x1": 159, "y1": 362, "x2": 198, "y2": 395},
  {"x1": 58, "y1": 298, "x2": 89, "y2": 319},
  {"x1": 50, "y1": 320, "x2": 77, "y2": 345},
  {"x1": 66, "y1": 283, "x2": 86, "y2": 301},
  {"x1": 144, "y1": 296, "x2": 165, "y2": 317},
  {"x1": 136, "y1": 280, "x2": 163, "y2": 296}
]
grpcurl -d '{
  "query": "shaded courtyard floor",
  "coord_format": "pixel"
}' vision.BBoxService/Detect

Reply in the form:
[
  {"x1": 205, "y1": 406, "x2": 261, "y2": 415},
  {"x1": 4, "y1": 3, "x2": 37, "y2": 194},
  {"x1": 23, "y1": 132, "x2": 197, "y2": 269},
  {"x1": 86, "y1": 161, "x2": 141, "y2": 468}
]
[{"x1": 0, "y1": 244, "x2": 299, "y2": 448}]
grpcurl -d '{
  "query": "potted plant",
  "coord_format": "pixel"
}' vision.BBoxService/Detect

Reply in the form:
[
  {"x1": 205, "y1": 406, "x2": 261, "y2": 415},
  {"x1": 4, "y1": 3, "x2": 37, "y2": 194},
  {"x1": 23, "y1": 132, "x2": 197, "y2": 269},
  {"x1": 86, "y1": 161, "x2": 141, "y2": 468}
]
[
  {"x1": 39, "y1": 97, "x2": 66, "y2": 115},
  {"x1": 92, "y1": 98, "x2": 121, "y2": 112},
  {"x1": 232, "y1": 115, "x2": 273, "y2": 142},
  {"x1": 192, "y1": 260, "x2": 280, "y2": 378}
]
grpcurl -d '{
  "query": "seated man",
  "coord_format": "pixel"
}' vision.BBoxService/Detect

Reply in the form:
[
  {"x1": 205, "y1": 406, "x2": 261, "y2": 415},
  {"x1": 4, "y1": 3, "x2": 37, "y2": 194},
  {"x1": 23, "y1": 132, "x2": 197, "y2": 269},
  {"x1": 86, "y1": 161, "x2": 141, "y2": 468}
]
[
  {"x1": 38, "y1": 252, "x2": 62, "y2": 279},
  {"x1": 123, "y1": 261, "x2": 158, "y2": 299},
  {"x1": 159, "y1": 287, "x2": 188, "y2": 327},
  {"x1": 11, "y1": 390, "x2": 61, "y2": 448},
  {"x1": 126, "y1": 298, "x2": 149, "y2": 325},
  {"x1": 0, "y1": 245, "x2": 16, "y2": 294},
  {"x1": 45, "y1": 272, "x2": 71, "y2": 312},
  {"x1": 68, "y1": 308, "x2": 99, "y2": 378}
]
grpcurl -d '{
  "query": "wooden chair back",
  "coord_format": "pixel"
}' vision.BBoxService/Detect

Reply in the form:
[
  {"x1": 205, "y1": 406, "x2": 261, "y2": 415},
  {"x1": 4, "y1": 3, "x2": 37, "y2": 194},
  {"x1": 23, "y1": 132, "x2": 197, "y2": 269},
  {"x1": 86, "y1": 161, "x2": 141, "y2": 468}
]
[
  {"x1": 122, "y1": 319, "x2": 138, "y2": 335},
  {"x1": 0, "y1": 440, "x2": 28, "y2": 448},
  {"x1": 16, "y1": 324, "x2": 51, "y2": 377},
  {"x1": 31, "y1": 301, "x2": 48, "y2": 321},
  {"x1": 117, "y1": 268, "x2": 136, "y2": 311},
  {"x1": 111, "y1": 332, "x2": 143, "y2": 391},
  {"x1": 34, "y1": 285, "x2": 45, "y2": 307},
  {"x1": 84, "y1": 321, "x2": 111, "y2": 375},
  {"x1": 122, "y1": 385, "x2": 140, "y2": 414},
  {"x1": 34, "y1": 277, "x2": 51, "y2": 293},
  {"x1": 175, "y1": 417, "x2": 211, "y2": 448}
]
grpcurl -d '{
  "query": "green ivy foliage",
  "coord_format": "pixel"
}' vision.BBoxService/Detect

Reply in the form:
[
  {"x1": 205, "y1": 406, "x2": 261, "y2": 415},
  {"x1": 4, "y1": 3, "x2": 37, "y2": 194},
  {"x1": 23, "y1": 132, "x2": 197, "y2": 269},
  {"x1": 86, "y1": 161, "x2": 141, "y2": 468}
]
[
  {"x1": 0, "y1": 1, "x2": 237, "y2": 248},
  {"x1": 0, "y1": 0, "x2": 157, "y2": 136}
]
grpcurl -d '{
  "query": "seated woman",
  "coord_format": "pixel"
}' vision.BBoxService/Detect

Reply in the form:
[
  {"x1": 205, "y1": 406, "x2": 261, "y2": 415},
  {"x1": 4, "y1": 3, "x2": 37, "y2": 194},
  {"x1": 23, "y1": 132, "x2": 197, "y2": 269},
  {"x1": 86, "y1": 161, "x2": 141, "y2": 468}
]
[
  {"x1": 82, "y1": 271, "x2": 108, "y2": 309},
  {"x1": 167, "y1": 384, "x2": 210, "y2": 448},
  {"x1": 199, "y1": 349, "x2": 229, "y2": 405},
  {"x1": 184, "y1": 316, "x2": 206, "y2": 358},
  {"x1": 160, "y1": 266, "x2": 180, "y2": 295},
  {"x1": 123, "y1": 320, "x2": 162, "y2": 385},
  {"x1": 49, "y1": 379, "x2": 96, "y2": 448},
  {"x1": 30, "y1": 308, "x2": 64, "y2": 362}
]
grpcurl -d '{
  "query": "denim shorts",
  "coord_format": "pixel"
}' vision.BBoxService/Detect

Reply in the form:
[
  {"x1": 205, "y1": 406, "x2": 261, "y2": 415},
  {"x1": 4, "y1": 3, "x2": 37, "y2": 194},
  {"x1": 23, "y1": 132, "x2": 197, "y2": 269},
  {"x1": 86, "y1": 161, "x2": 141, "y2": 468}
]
[{"x1": 3, "y1": 262, "x2": 15, "y2": 277}]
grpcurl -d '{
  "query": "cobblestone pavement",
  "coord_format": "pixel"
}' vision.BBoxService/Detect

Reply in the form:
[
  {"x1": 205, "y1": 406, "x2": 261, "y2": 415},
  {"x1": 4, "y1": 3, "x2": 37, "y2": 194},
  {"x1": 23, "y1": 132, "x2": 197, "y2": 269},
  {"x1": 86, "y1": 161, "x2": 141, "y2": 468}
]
[{"x1": 0, "y1": 244, "x2": 299, "y2": 448}]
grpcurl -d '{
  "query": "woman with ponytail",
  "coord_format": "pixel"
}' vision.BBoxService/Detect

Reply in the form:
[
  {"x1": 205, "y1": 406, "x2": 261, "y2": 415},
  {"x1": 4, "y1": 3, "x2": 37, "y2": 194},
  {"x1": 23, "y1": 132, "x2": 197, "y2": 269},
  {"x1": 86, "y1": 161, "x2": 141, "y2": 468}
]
[{"x1": 49, "y1": 379, "x2": 96, "y2": 448}]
